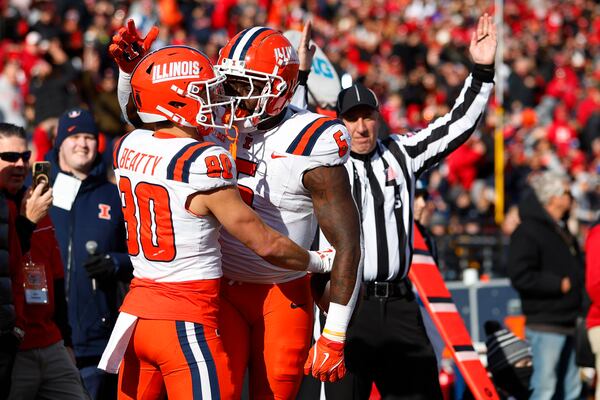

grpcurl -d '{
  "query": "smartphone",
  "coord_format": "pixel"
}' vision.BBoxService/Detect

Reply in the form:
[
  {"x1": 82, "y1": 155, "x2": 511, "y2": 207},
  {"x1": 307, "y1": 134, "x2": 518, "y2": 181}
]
[{"x1": 32, "y1": 161, "x2": 51, "y2": 192}]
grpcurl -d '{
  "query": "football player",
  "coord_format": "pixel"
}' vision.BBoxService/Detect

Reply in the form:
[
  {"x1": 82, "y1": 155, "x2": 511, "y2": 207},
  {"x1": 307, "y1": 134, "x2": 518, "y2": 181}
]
[
  {"x1": 211, "y1": 25, "x2": 361, "y2": 399},
  {"x1": 99, "y1": 45, "x2": 335, "y2": 400},
  {"x1": 109, "y1": 21, "x2": 361, "y2": 399}
]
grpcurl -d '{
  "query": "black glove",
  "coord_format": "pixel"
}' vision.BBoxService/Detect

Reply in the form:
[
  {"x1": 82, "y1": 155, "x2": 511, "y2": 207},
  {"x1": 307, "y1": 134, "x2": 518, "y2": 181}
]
[{"x1": 83, "y1": 253, "x2": 116, "y2": 282}]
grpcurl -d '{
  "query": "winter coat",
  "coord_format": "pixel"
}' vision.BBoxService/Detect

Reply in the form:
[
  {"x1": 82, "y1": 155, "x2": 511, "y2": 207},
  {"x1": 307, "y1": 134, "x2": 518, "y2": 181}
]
[
  {"x1": 507, "y1": 190, "x2": 584, "y2": 329},
  {"x1": 46, "y1": 150, "x2": 132, "y2": 358}
]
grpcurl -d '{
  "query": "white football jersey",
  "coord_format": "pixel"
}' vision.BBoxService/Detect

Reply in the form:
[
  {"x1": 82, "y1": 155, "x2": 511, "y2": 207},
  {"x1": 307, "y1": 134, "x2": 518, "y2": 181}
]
[
  {"x1": 210, "y1": 106, "x2": 351, "y2": 283},
  {"x1": 113, "y1": 129, "x2": 237, "y2": 282}
]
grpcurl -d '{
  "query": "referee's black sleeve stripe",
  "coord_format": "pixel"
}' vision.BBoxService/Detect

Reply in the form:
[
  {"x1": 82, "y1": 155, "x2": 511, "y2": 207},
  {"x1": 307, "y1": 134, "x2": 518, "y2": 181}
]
[
  {"x1": 403, "y1": 78, "x2": 483, "y2": 159},
  {"x1": 415, "y1": 115, "x2": 482, "y2": 177}
]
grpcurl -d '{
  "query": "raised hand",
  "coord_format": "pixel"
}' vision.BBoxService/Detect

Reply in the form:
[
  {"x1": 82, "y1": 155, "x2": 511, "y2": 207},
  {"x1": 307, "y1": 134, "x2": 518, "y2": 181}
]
[
  {"x1": 469, "y1": 13, "x2": 497, "y2": 65},
  {"x1": 298, "y1": 19, "x2": 316, "y2": 72},
  {"x1": 109, "y1": 19, "x2": 159, "y2": 73}
]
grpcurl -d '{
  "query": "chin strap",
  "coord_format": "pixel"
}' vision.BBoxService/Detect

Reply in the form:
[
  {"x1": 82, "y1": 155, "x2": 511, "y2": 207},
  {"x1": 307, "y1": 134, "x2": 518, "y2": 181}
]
[{"x1": 226, "y1": 124, "x2": 240, "y2": 159}]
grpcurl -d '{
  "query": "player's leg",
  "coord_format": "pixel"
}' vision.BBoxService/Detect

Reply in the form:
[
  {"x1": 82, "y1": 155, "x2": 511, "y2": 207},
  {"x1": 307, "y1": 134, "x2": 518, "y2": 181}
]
[
  {"x1": 117, "y1": 320, "x2": 166, "y2": 400},
  {"x1": 256, "y1": 276, "x2": 314, "y2": 399},
  {"x1": 159, "y1": 320, "x2": 231, "y2": 400},
  {"x1": 219, "y1": 289, "x2": 251, "y2": 399}
]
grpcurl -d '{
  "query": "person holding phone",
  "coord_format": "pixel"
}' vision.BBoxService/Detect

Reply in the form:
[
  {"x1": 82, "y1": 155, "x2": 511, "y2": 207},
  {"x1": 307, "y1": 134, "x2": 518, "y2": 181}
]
[
  {"x1": 0, "y1": 122, "x2": 87, "y2": 399},
  {"x1": 46, "y1": 109, "x2": 133, "y2": 400}
]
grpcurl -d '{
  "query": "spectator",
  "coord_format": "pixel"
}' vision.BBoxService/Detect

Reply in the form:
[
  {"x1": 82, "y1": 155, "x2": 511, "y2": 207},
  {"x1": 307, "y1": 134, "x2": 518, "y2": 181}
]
[
  {"x1": 28, "y1": 38, "x2": 78, "y2": 127},
  {"x1": 47, "y1": 108, "x2": 132, "y2": 400},
  {"x1": 0, "y1": 195, "x2": 22, "y2": 400},
  {"x1": 586, "y1": 216, "x2": 600, "y2": 400},
  {"x1": 484, "y1": 320, "x2": 533, "y2": 399},
  {"x1": 508, "y1": 170, "x2": 584, "y2": 400},
  {"x1": 0, "y1": 57, "x2": 25, "y2": 127},
  {"x1": 0, "y1": 128, "x2": 24, "y2": 400},
  {"x1": 0, "y1": 123, "x2": 86, "y2": 399}
]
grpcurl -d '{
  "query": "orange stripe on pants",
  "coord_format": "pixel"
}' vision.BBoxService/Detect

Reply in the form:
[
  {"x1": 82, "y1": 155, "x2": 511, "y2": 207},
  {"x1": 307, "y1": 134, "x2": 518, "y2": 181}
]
[
  {"x1": 219, "y1": 276, "x2": 313, "y2": 399},
  {"x1": 117, "y1": 319, "x2": 234, "y2": 399}
]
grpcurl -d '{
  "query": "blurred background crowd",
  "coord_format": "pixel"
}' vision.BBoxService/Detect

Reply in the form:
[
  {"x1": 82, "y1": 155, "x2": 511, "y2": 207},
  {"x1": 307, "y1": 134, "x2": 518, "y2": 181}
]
[{"x1": 0, "y1": 0, "x2": 598, "y2": 281}]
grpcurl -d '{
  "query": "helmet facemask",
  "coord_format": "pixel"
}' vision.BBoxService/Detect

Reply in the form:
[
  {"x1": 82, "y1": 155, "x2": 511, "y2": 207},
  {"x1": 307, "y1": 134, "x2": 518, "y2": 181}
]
[
  {"x1": 216, "y1": 58, "x2": 287, "y2": 126},
  {"x1": 183, "y1": 73, "x2": 236, "y2": 130}
]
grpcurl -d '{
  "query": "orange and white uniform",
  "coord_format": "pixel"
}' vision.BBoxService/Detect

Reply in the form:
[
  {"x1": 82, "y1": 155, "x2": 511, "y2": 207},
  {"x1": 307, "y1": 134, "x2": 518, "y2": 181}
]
[
  {"x1": 210, "y1": 105, "x2": 350, "y2": 399},
  {"x1": 100, "y1": 129, "x2": 237, "y2": 400}
]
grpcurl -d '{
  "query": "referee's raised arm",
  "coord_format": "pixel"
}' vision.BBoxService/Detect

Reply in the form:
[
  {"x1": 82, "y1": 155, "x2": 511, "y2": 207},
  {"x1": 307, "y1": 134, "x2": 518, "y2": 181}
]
[{"x1": 394, "y1": 14, "x2": 497, "y2": 177}]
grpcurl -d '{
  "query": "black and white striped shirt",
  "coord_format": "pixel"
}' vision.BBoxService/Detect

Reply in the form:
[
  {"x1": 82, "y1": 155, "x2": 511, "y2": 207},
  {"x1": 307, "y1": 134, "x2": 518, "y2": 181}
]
[{"x1": 348, "y1": 72, "x2": 494, "y2": 282}]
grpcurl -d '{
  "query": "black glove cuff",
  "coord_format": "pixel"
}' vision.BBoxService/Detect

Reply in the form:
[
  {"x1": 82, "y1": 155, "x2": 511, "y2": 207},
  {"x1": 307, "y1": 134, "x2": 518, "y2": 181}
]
[
  {"x1": 298, "y1": 70, "x2": 310, "y2": 86},
  {"x1": 472, "y1": 63, "x2": 495, "y2": 83}
]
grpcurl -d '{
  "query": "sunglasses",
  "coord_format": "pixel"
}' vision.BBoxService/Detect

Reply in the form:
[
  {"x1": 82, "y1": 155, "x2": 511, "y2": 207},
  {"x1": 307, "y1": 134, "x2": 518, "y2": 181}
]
[{"x1": 0, "y1": 151, "x2": 32, "y2": 163}]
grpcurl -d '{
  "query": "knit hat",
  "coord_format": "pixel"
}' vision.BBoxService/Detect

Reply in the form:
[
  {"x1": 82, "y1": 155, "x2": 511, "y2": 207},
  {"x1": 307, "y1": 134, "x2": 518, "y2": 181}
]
[
  {"x1": 485, "y1": 320, "x2": 532, "y2": 372},
  {"x1": 55, "y1": 108, "x2": 98, "y2": 150}
]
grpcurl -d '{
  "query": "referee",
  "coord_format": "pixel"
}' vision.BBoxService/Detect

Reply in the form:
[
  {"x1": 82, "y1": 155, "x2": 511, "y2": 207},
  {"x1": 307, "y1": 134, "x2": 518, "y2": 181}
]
[{"x1": 323, "y1": 14, "x2": 497, "y2": 400}]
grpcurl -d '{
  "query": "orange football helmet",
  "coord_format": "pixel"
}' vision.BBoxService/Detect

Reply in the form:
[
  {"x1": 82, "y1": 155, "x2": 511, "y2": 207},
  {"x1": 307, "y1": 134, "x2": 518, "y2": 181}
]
[
  {"x1": 216, "y1": 27, "x2": 300, "y2": 125},
  {"x1": 130, "y1": 45, "x2": 234, "y2": 134}
]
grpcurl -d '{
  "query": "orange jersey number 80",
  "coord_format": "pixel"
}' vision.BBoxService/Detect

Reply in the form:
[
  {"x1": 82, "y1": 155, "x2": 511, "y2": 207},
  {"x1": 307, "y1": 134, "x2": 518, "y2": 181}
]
[{"x1": 119, "y1": 176, "x2": 176, "y2": 262}]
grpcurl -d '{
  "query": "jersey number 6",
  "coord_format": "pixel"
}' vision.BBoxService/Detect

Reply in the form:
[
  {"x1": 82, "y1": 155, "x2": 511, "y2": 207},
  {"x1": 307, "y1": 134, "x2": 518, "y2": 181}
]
[{"x1": 119, "y1": 176, "x2": 176, "y2": 262}]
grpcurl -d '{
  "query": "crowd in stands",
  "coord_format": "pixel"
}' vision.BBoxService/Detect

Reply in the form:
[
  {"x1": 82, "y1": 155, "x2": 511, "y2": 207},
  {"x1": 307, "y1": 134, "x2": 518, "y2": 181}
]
[{"x1": 0, "y1": 0, "x2": 598, "y2": 280}]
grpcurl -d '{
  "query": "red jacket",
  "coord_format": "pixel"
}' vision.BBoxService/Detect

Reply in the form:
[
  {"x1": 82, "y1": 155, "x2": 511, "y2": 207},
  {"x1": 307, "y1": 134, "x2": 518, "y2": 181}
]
[
  {"x1": 586, "y1": 223, "x2": 600, "y2": 329},
  {"x1": 11, "y1": 215, "x2": 66, "y2": 350}
]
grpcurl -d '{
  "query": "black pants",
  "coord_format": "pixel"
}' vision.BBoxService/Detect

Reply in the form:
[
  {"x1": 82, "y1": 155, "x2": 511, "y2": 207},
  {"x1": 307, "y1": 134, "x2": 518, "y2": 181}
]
[{"x1": 324, "y1": 286, "x2": 442, "y2": 400}]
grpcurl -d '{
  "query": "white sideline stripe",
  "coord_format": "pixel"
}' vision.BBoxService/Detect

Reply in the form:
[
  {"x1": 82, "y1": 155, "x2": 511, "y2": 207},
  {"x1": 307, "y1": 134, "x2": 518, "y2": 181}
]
[
  {"x1": 412, "y1": 254, "x2": 436, "y2": 265},
  {"x1": 429, "y1": 303, "x2": 458, "y2": 313},
  {"x1": 454, "y1": 351, "x2": 480, "y2": 362}
]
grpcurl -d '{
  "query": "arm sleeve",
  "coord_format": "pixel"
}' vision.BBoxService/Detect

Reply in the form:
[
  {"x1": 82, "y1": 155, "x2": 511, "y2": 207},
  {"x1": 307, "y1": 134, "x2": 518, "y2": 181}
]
[
  {"x1": 15, "y1": 215, "x2": 35, "y2": 255},
  {"x1": 7, "y1": 203, "x2": 24, "y2": 329},
  {"x1": 395, "y1": 64, "x2": 494, "y2": 176},
  {"x1": 118, "y1": 69, "x2": 133, "y2": 126},
  {"x1": 290, "y1": 70, "x2": 310, "y2": 109},
  {"x1": 507, "y1": 226, "x2": 563, "y2": 296}
]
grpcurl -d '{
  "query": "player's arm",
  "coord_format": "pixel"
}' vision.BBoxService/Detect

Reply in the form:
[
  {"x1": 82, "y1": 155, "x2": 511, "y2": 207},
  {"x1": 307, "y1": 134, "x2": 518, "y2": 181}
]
[
  {"x1": 303, "y1": 165, "x2": 362, "y2": 382},
  {"x1": 290, "y1": 20, "x2": 315, "y2": 109},
  {"x1": 187, "y1": 185, "x2": 331, "y2": 273},
  {"x1": 109, "y1": 19, "x2": 158, "y2": 128}
]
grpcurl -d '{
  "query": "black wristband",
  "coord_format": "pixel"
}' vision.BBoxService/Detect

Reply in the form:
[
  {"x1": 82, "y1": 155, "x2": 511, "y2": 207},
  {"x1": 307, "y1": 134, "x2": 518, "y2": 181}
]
[
  {"x1": 472, "y1": 63, "x2": 495, "y2": 83},
  {"x1": 298, "y1": 70, "x2": 310, "y2": 86}
]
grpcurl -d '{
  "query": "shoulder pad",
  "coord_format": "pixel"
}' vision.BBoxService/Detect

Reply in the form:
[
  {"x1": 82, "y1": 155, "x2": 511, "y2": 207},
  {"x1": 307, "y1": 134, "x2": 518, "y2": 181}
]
[{"x1": 166, "y1": 142, "x2": 237, "y2": 191}]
